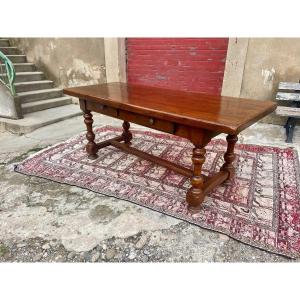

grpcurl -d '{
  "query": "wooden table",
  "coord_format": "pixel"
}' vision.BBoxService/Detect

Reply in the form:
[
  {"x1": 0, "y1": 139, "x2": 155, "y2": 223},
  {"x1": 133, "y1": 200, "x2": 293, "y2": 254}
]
[{"x1": 64, "y1": 82, "x2": 276, "y2": 211}]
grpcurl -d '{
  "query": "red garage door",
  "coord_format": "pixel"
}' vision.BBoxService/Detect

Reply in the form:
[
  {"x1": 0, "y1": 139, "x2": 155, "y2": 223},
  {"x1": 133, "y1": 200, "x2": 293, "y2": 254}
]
[{"x1": 127, "y1": 38, "x2": 229, "y2": 95}]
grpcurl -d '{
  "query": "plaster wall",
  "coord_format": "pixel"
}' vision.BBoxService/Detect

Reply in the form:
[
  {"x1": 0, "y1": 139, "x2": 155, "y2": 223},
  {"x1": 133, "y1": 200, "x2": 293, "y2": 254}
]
[
  {"x1": 222, "y1": 38, "x2": 300, "y2": 124},
  {"x1": 11, "y1": 38, "x2": 107, "y2": 88},
  {"x1": 104, "y1": 38, "x2": 127, "y2": 83},
  {"x1": 221, "y1": 38, "x2": 249, "y2": 98}
]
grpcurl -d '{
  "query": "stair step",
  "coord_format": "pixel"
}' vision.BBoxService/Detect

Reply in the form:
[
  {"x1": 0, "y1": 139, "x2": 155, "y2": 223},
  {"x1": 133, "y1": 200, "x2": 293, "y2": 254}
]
[
  {"x1": 15, "y1": 80, "x2": 53, "y2": 93},
  {"x1": 0, "y1": 47, "x2": 20, "y2": 55},
  {"x1": 18, "y1": 88, "x2": 63, "y2": 103},
  {"x1": 0, "y1": 39, "x2": 10, "y2": 47},
  {"x1": 6, "y1": 55, "x2": 27, "y2": 63},
  {"x1": 14, "y1": 71, "x2": 44, "y2": 83},
  {"x1": 1, "y1": 63, "x2": 35, "y2": 73},
  {"x1": 21, "y1": 96, "x2": 73, "y2": 114},
  {"x1": 0, "y1": 104, "x2": 82, "y2": 134},
  {"x1": 0, "y1": 72, "x2": 44, "y2": 83},
  {"x1": 10, "y1": 63, "x2": 35, "y2": 72}
]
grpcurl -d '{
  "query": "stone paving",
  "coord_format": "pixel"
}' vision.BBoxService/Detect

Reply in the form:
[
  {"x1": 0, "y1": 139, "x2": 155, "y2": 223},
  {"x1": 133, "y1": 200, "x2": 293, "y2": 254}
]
[{"x1": 0, "y1": 113, "x2": 299, "y2": 262}]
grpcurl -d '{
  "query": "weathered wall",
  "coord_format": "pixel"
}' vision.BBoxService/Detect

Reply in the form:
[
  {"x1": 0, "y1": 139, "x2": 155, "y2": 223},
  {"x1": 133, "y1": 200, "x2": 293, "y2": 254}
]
[
  {"x1": 104, "y1": 38, "x2": 127, "y2": 83},
  {"x1": 241, "y1": 38, "x2": 300, "y2": 124},
  {"x1": 221, "y1": 38, "x2": 249, "y2": 98},
  {"x1": 222, "y1": 38, "x2": 300, "y2": 124},
  {"x1": 127, "y1": 38, "x2": 229, "y2": 95},
  {"x1": 11, "y1": 38, "x2": 106, "y2": 88}
]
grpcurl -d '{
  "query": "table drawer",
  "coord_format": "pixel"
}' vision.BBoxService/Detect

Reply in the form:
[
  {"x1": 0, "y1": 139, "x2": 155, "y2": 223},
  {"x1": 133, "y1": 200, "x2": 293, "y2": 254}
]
[
  {"x1": 86, "y1": 101, "x2": 118, "y2": 118},
  {"x1": 119, "y1": 110, "x2": 174, "y2": 134}
]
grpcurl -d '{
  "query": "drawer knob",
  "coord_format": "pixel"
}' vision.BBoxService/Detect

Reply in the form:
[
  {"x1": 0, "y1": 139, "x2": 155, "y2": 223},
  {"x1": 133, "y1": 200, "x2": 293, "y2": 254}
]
[
  {"x1": 149, "y1": 118, "x2": 155, "y2": 125},
  {"x1": 99, "y1": 104, "x2": 105, "y2": 110}
]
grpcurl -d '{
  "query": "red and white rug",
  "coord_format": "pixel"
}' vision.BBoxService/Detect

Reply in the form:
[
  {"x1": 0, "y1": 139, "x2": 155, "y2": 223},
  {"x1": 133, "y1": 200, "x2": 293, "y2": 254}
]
[{"x1": 15, "y1": 126, "x2": 300, "y2": 258}]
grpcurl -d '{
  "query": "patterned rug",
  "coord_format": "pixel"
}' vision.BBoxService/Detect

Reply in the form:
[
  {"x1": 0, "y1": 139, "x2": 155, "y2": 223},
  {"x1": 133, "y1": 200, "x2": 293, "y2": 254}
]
[{"x1": 15, "y1": 126, "x2": 300, "y2": 258}]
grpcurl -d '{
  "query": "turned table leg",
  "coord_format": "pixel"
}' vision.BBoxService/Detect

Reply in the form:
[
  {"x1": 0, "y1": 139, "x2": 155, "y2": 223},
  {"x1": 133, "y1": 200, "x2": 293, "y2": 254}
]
[
  {"x1": 186, "y1": 146, "x2": 206, "y2": 210},
  {"x1": 221, "y1": 134, "x2": 238, "y2": 179},
  {"x1": 122, "y1": 120, "x2": 133, "y2": 144},
  {"x1": 83, "y1": 110, "x2": 98, "y2": 159}
]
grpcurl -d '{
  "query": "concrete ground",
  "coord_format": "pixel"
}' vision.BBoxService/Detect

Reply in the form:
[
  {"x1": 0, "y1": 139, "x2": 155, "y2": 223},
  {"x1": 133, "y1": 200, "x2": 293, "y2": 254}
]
[{"x1": 0, "y1": 114, "x2": 299, "y2": 263}]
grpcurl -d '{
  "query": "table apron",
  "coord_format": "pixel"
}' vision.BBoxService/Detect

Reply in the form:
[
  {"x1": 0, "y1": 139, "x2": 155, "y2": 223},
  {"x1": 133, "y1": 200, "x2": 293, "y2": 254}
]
[
  {"x1": 84, "y1": 99, "x2": 175, "y2": 134},
  {"x1": 82, "y1": 99, "x2": 220, "y2": 141}
]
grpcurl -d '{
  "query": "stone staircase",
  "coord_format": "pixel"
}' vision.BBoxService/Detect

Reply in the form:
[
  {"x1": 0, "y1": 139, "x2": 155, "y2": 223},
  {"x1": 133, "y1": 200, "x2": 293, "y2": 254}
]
[{"x1": 0, "y1": 38, "x2": 82, "y2": 134}]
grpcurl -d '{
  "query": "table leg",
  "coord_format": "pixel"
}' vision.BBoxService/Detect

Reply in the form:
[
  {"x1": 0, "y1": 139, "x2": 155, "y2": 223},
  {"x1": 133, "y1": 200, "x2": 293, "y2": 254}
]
[
  {"x1": 83, "y1": 110, "x2": 98, "y2": 159},
  {"x1": 122, "y1": 121, "x2": 133, "y2": 144},
  {"x1": 186, "y1": 146, "x2": 206, "y2": 210},
  {"x1": 221, "y1": 134, "x2": 238, "y2": 179}
]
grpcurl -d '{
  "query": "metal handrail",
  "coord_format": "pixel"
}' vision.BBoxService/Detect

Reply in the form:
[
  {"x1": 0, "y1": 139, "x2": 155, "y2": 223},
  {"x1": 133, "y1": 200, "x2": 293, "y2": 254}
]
[{"x1": 0, "y1": 50, "x2": 16, "y2": 96}]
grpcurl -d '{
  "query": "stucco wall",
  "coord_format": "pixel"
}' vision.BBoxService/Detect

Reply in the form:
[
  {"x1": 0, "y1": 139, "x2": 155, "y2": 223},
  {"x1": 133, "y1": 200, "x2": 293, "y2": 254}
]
[
  {"x1": 242, "y1": 38, "x2": 300, "y2": 124},
  {"x1": 104, "y1": 38, "x2": 127, "y2": 83},
  {"x1": 11, "y1": 38, "x2": 107, "y2": 88},
  {"x1": 223, "y1": 38, "x2": 300, "y2": 124}
]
